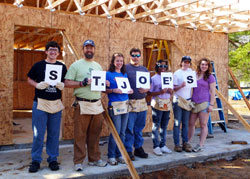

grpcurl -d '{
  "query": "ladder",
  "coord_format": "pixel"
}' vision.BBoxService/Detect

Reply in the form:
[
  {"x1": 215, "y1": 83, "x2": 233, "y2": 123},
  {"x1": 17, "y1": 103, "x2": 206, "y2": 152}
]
[
  {"x1": 147, "y1": 40, "x2": 172, "y2": 70},
  {"x1": 208, "y1": 61, "x2": 227, "y2": 134}
]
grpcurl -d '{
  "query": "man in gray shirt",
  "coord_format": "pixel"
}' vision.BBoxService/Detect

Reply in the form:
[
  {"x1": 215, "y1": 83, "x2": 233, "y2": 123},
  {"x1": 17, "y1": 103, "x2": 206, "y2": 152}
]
[{"x1": 125, "y1": 48, "x2": 150, "y2": 160}]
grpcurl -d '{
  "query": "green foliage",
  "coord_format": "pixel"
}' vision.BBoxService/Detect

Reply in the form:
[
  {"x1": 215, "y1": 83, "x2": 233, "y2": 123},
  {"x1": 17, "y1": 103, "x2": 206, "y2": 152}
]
[{"x1": 229, "y1": 31, "x2": 250, "y2": 82}]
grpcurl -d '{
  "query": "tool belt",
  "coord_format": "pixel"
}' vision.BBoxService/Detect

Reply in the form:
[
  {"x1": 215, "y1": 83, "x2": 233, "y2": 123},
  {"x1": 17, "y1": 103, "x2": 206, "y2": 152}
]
[
  {"x1": 111, "y1": 100, "x2": 129, "y2": 115},
  {"x1": 192, "y1": 101, "x2": 209, "y2": 113},
  {"x1": 129, "y1": 98, "x2": 148, "y2": 112},
  {"x1": 151, "y1": 97, "x2": 172, "y2": 111},
  {"x1": 75, "y1": 97, "x2": 104, "y2": 115},
  {"x1": 176, "y1": 96, "x2": 194, "y2": 111},
  {"x1": 37, "y1": 98, "x2": 64, "y2": 114}
]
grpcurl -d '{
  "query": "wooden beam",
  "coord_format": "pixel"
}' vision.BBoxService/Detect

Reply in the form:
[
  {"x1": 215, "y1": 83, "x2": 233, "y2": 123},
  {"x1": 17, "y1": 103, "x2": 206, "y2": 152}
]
[
  {"x1": 74, "y1": 0, "x2": 109, "y2": 13},
  {"x1": 155, "y1": 0, "x2": 239, "y2": 24},
  {"x1": 108, "y1": 0, "x2": 118, "y2": 10},
  {"x1": 103, "y1": 105, "x2": 140, "y2": 179},
  {"x1": 107, "y1": 0, "x2": 155, "y2": 16},
  {"x1": 228, "y1": 67, "x2": 250, "y2": 111},
  {"x1": 66, "y1": 0, "x2": 73, "y2": 11},
  {"x1": 133, "y1": 0, "x2": 200, "y2": 20},
  {"x1": 216, "y1": 89, "x2": 250, "y2": 133}
]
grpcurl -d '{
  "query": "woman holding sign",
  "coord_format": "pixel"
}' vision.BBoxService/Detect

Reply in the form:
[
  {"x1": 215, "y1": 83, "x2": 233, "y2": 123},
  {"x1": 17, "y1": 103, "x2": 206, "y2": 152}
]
[
  {"x1": 188, "y1": 58, "x2": 215, "y2": 152},
  {"x1": 106, "y1": 53, "x2": 133, "y2": 165},
  {"x1": 148, "y1": 60, "x2": 173, "y2": 156},
  {"x1": 173, "y1": 56, "x2": 194, "y2": 153}
]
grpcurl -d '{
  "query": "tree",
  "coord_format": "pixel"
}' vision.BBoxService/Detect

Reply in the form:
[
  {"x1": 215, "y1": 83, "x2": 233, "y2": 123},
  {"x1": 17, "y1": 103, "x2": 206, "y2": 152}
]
[{"x1": 229, "y1": 31, "x2": 250, "y2": 82}]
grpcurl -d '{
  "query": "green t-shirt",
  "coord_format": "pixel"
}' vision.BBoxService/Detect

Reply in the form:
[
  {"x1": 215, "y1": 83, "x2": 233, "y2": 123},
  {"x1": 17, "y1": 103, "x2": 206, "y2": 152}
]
[{"x1": 65, "y1": 58, "x2": 103, "y2": 99}]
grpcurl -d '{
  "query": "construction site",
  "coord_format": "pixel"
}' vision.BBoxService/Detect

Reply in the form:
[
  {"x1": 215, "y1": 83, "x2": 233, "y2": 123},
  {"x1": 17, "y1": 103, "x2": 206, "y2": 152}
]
[{"x1": 0, "y1": 0, "x2": 250, "y2": 178}]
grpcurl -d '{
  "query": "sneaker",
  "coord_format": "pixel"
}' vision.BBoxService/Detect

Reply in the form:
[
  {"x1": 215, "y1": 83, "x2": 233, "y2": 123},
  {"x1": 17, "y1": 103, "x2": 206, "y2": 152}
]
[
  {"x1": 134, "y1": 147, "x2": 148, "y2": 158},
  {"x1": 153, "y1": 147, "x2": 163, "y2": 156},
  {"x1": 88, "y1": 159, "x2": 107, "y2": 167},
  {"x1": 29, "y1": 162, "x2": 40, "y2": 173},
  {"x1": 192, "y1": 144, "x2": 203, "y2": 152},
  {"x1": 74, "y1": 163, "x2": 83, "y2": 171},
  {"x1": 108, "y1": 158, "x2": 118, "y2": 166},
  {"x1": 183, "y1": 142, "x2": 192, "y2": 152},
  {"x1": 116, "y1": 157, "x2": 126, "y2": 164},
  {"x1": 160, "y1": 146, "x2": 172, "y2": 154},
  {"x1": 128, "y1": 152, "x2": 135, "y2": 161},
  {"x1": 174, "y1": 145, "x2": 183, "y2": 152},
  {"x1": 48, "y1": 161, "x2": 60, "y2": 171}
]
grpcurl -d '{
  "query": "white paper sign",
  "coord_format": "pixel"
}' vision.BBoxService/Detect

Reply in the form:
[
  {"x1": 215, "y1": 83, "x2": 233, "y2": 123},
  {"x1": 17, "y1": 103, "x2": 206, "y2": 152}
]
[
  {"x1": 161, "y1": 72, "x2": 173, "y2": 89},
  {"x1": 91, "y1": 71, "x2": 106, "y2": 91},
  {"x1": 183, "y1": 71, "x2": 197, "y2": 88},
  {"x1": 115, "y1": 77, "x2": 131, "y2": 93},
  {"x1": 45, "y1": 64, "x2": 62, "y2": 86},
  {"x1": 136, "y1": 71, "x2": 150, "y2": 89}
]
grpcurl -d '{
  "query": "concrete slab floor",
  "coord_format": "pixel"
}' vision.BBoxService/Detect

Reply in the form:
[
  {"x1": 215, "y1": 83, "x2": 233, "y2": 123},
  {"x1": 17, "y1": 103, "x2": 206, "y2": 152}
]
[{"x1": 0, "y1": 128, "x2": 250, "y2": 179}]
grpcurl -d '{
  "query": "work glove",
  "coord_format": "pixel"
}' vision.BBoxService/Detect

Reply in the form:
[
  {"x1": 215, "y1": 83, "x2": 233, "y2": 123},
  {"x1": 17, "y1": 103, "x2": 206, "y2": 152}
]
[
  {"x1": 56, "y1": 82, "x2": 64, "y2": 91},
  {"x1": 36, "y1": 81, "x2": 49, "y2": 90},
  {"x1": 80, "y1": 78, "x2": 89, "y2": 87}
]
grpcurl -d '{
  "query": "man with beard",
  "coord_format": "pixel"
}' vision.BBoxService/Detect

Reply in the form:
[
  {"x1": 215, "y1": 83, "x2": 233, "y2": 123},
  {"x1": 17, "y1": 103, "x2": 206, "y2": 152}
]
[{"x1": 65, "y1": 40, "x2": 107, "y2": 171}]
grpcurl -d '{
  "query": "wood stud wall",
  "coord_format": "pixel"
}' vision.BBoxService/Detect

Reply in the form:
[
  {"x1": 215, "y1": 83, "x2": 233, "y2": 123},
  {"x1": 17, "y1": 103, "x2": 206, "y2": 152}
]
[{"x1": 0, "y1": 4, "x2": 228, "y2": 145}]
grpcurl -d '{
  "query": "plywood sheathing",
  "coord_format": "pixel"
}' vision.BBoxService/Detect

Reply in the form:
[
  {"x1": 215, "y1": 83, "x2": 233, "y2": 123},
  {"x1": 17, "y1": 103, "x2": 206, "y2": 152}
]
[{"x1": 0, "y1": 4, "x2": 228, "y2": 144}]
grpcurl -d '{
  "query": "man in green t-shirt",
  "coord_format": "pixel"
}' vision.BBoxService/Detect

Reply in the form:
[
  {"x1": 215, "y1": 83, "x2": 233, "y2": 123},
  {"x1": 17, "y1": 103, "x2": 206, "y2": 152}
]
[{"x1": 65, "y1": 40, "x2": 107, "y2": 171}]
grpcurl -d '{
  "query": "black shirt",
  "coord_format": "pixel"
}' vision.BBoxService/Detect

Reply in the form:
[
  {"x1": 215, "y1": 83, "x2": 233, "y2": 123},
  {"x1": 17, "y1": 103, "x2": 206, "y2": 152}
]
[{"x1": 27, "y1": 60, "x2": 67, "y2": 101}]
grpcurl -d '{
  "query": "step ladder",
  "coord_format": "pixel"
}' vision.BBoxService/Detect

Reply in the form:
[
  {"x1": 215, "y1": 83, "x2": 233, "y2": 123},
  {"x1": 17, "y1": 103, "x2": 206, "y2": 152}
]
[
  {"x1": 146, "y1": 40, "x2": 172, "y2": 70},
  {"x1": 208, "y1": 61, "x2": 227, "y2": 134}
]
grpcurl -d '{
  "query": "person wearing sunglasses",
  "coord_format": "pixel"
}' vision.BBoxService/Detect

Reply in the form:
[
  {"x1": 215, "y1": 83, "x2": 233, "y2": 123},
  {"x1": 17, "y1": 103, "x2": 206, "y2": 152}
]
[
  {"x1": 148, "y1": 60, "x2": 173, "y2": 156},
  {"x1": 172, "y1": 56, "x2": 193, "y2": 153},
  {"x1": 124, "y1": 48, "x2": 150, "y2": 160}
]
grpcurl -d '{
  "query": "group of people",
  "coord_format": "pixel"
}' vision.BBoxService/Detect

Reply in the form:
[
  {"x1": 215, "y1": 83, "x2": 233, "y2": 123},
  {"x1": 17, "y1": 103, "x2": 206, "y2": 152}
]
[{"x1": 27, "y1": 40, "x2": 215, "y2": 173}]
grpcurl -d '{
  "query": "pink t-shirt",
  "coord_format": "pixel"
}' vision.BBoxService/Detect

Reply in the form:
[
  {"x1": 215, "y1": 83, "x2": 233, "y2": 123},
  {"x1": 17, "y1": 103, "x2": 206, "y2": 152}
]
[{"x1": 192, "y1": 74, "x2": 215, "y2": 103}]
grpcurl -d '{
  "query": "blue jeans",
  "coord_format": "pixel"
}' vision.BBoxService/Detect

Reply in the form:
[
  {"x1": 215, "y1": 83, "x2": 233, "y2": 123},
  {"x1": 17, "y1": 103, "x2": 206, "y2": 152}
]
[
  {"x1": 31, "y1": 101, "x2": 62, "y2": 163},
  {"x1": 108, "y1": 109, "x2": 129, "y2": 158},
  {"x1": 125, "y1": 110, "x2": 147, "y2": 152},
  {"x1": 173, "y1": 102, "x2": 190, "y2": 146},
  {"x1": 152, "y1": 108, "x2": 170, "y2": 149}
]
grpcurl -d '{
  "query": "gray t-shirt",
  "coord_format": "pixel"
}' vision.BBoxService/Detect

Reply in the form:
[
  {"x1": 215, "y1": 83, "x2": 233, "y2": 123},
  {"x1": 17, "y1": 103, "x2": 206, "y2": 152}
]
[{"x1": 126, "y1": 63, "x2": 149, "y2": 100}]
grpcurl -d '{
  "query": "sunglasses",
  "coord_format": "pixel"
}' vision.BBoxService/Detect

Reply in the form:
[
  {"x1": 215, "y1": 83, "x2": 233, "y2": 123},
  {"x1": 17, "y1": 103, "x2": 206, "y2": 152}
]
[
  {"x1": 131, "y1": 54, "x2": 141, "y2": 58},
  {"x1": 183, "y1": 61, "x2": 190, "y2": 64},
  {"x1": 159, "y1": 65, "x2": 168, "y2": 68}
]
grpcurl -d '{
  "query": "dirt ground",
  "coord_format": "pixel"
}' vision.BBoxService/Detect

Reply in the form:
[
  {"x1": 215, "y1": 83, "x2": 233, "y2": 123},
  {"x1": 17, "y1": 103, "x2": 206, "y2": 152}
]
[
  {"x1": 118, "y1": 153, "x2": 250, "y2": 179},
  {"x1": 118, "y1": 99, "x2": 250, "y2": 179}
]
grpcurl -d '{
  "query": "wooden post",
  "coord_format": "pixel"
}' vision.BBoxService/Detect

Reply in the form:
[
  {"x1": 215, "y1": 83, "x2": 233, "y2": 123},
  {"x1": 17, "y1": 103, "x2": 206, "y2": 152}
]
[
  {"x1": 228, "y1": 67, "x2": 250, "y2": 111},
  {"x1": 215, "y1": 89, "x2": 250, "y2": 133},
  {"x1": 60, "y1": 30, "x2": 80, "y2": 60},
  {"x1": 61, "y1": 30, "x2": 139, "y2": 179},
  {"x1": 103, "y1": 107, "x2": 140, "y2": 179}
]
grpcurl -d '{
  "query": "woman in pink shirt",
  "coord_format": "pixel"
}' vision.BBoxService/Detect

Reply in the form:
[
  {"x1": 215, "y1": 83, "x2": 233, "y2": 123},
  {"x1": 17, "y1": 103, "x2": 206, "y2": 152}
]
[{"x1": 188, "y1": 58, "x2": 216, "y2": 152}]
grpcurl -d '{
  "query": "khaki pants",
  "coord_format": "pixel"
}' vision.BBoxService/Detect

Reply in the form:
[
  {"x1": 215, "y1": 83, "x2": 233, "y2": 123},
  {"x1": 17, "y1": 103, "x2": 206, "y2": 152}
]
[{"x1": 73, "y1": 105, "x2": 104, "y2": 164}]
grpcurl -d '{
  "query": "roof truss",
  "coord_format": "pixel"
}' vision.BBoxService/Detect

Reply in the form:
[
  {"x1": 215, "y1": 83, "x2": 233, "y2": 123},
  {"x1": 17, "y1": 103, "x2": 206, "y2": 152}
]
[{"x1": 5, "y1": 0, "x2": 250, "y2": 33}]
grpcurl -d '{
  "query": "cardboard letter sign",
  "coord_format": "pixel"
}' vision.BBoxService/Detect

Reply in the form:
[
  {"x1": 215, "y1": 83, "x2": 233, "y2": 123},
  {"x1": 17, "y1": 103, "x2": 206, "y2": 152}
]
[
  {"x1": 91, "y1": 71, "x2": 106, "y2": 91},
  {"x1": 183, "y1": 71, "x2": 197, "y2": 88},
  {"x1": 45, "y1": 64, "x2": 62, "y2": 86},
  {"x1": 115, "y1": 77, "x2": 131, "y2": 93},
  {"x1": 161, "y1": 72, "x2": 173, "y2": 89},
  {"x1": 136, "y1": 71, "x2": 150, "y2": 89}
]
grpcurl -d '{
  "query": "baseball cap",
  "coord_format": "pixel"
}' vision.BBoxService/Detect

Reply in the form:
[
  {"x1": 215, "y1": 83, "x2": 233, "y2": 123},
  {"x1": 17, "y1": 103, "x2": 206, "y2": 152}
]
[
  {"x1": 181, "y1": 56, "x2": 191, "y2": 62},
  {"x1": 83, "y1": 40, "x2": 95, "y2": 47}
]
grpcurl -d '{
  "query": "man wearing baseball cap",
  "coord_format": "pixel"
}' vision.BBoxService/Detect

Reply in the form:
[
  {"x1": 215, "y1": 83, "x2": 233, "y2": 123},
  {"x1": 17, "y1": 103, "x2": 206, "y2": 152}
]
[{"x1": 65, "y1": 40, "x2": 107, "y2": 171}]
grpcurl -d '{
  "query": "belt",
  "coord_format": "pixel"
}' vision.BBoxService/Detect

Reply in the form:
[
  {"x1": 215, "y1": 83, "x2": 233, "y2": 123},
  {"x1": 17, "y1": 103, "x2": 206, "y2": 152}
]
[{"x1": 76, "y1": 97, "x2": 99, "y2": 102}]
